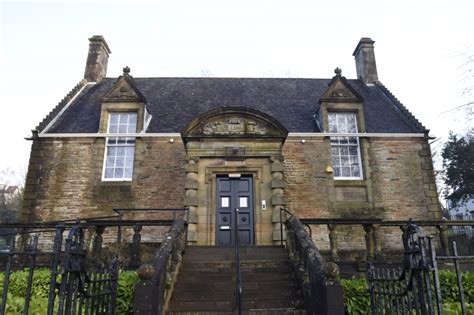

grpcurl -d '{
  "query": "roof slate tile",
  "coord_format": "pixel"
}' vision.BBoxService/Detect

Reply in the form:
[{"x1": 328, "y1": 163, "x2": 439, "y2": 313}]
[{"x1": 46, "y1": 77, "x2": 426, "y2": 134}]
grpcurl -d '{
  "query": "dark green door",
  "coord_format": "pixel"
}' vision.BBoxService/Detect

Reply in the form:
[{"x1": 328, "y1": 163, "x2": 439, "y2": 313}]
[{"x1": 216, "y1": 176, "x2": 254, "y2": 246}]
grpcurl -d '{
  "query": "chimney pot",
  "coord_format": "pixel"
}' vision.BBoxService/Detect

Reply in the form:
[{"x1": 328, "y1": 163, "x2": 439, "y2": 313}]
[
  {"x1": 353, "y1": 37, "x2": 378, "y2": 84},
  {"x1": 84, "y1": 35, "x2": 111, "y2": 82}
]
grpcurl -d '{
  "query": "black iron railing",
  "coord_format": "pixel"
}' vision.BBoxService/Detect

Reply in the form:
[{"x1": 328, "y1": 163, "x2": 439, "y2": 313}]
[
  {"x1": 278, "y1": 216, "x2": 474, "y2": 261},
  {"x1": 0, "y1": 208, "x2": 188, "y2": 315},
  {"x1": 0, "y1": 220, "x2": 119, "y2": 315},
  {"x1": 133, "y1": 218, "x2": 188, "y2": 315},
  {"x1": 368, "y1": 221, "x2": 474, "y2": 315},
  {"x1": 234, "y1": 207, "x2": 242, "y2": 315},
  {"x1": 282, "y1": 209, "x2": 345, "y2": 314}
]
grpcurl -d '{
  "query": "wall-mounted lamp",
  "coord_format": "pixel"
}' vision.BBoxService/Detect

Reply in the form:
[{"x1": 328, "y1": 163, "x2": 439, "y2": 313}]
[
  {"x1": 325, "y1": 164, "x2": 334, "y2": 174},
  {"x1": 169, "y1": 138, "x2": 174, "y2": 143},
  {"x1": 301, "y1": 139, "x2": 306, "y2": 144}
]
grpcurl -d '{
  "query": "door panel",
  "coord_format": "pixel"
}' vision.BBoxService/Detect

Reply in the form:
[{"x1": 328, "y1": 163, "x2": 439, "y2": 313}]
[{"x1": 216, "y1": 176, "x2": 254, "y2": 246}]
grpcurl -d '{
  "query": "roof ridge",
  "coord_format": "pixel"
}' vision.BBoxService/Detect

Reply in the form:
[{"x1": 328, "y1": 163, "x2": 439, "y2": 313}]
[
  {"x1": 36, "y1": 79, "x2": 88, "y2": 132},
  {"x1": 104, "y1": 76, "x2": 333, "y2": 81},
  {"x1": 375, "y1": 81, "x2": 428, "y2": 134}
]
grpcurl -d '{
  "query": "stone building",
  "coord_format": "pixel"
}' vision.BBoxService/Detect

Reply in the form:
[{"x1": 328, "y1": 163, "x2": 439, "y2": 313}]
[{"x1": 21, "y1": 36, "x2": 441, "y2": 251}]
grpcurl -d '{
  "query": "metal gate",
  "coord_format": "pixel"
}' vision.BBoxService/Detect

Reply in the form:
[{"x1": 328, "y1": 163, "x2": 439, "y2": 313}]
[
  {"x1": 0, "y1": 222, "x2": 118, "y2": 315},
  {"x1": 368, "y1": 221, "x2": 474, "y2": 315},
  {"x1": 0, "y1": 208, "x2": 187, "y2": 314}
]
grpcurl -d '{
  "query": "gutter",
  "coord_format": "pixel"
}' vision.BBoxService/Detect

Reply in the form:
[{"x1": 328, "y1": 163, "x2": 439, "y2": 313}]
[{"x1": 36, "y1": 132, "x2": 426, "y2": 138}]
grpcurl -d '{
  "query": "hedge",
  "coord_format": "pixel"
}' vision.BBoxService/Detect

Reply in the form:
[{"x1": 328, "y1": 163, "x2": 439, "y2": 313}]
[
  {"x1": 1, "y1": 269, "x2": 473, "y2": 314},
  {"x1": 0, "y1": 269, "x2": 139, "y2": 315},
  {"x1": 341, "y1": 270, "x2": 474, "y2": 315}
]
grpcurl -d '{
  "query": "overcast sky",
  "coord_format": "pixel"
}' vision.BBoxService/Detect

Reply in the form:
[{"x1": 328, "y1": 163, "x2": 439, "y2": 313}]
[{"x1": 0, "y1": 0, "x2": 473, "y2": 185}]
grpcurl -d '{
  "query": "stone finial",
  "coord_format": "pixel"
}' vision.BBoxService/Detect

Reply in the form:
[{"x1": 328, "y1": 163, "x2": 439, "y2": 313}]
[
  {"x1": 325, "y1": 261, "x2": 340, "y2": 280},
  {"x1": 137, "y1": 263, "x2": 156, "y2": 280},
  {"x1": 334, "y1": 67, "x2": 342, "y2": 76},
  {"x1": 123, "y1": 66, "x2": 131, "y2": 76}
]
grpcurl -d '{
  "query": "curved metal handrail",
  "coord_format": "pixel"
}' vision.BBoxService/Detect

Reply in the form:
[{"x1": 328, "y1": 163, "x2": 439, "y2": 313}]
[{"x1": 234, "y1": 207, "x2": 242, "y2": 315}]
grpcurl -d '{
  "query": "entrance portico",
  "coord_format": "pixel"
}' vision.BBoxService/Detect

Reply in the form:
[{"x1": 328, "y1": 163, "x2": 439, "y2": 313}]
[{"x1": 181, "y1": 107, "x2": 288, "y2": 245}]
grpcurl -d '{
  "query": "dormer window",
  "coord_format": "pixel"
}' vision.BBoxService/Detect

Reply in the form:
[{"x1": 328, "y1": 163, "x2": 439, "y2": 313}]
[
  {"x1": 329, "y1": 112, "x2": 363, "y2": 179},
  {"x1": 102, "y1": 112, "x2": 137, "y2": 181}
]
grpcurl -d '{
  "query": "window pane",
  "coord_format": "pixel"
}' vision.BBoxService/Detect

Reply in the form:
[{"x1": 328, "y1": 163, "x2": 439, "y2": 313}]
[
  {"x1": 341, "y1": 155, "x2": 350, "y2": 167},
  {"x1": 337, "y1": 114, "x2": 346, "y2": 125},
  {"x1": 340, "y1": 147, "x2": 349, "y2": 156},
  {"x1": 116, "y1": 147, "x2": 126, "y2": 156},
  {"x1": 128, "y1": 112, "x2": 137, "y2": 123},
  {"x1": 348, "y1": 136, "x2": 357, "y2": 144},
  {"x1": 118, "y1": 124, "x2": 128, "y2": 133},
  {"x1": 126, "y1": 147, "x2": 135, "y2": 157},
  {"x1": 109, "y1": 124, "x2": 119, "y2": 133},
  {"x1": 105, "y1": 168, "x2": 114, "y2": 178},
  {"x1": 110, "y1": 114, "x2": 119, "y2": 124},
  {"x1": 350, "y1": 156, "x2": 359, "y2": 166},
  {"x1": 106, "y1": 157, "x2": 115, "y2": 167},
  {"x1": 128, "y1": 122, "x2": 137, "y2": 133},
  {"x1": 346, "y1": 113, "x2": 356, "y2": 125},
  {"x1": 116, "y1": 157, "x2": 124, "y2": 167},
  {"x1": 347, "y1": 123, "x2": 357, "y2": 133},
  {"x1": 107, "y1": 137, "x2": 117, "y2": 145},
  {"x1": 125, "y1": 157, "x2": 133, "y2": 168},
  {"x1": 352, "y1": 166, "x2": 360, "y2": 177},
  {"x1": 114, "y1": 168, "x2": 124, "y2": 178},
  {"x1": 124, "y1": 168, "x2": 133, "y2": 179},
  {"x1": 339, "y1": 136, "x2": 349, "y2": 144},
  {"x1": 107, "y1": 147, "x2": 117, "y2": 156},
  {"x1": 341, "y1": 167, "x2": 351, "y2": 177},
  {"x1": 333, "y1": 166, "x2": 341, "y2": 177},
  {"x1": 349, "y1": 146, "x2": 358, "y2": 156}
]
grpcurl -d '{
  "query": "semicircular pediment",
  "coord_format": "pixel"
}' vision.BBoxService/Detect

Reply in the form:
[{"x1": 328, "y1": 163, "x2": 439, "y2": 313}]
[{"x1": 181, "y1": 107, "x2": 288, "y2": 142}]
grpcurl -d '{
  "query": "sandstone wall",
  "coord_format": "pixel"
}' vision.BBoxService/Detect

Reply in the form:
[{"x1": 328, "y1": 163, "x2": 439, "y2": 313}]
[
  {"x1": 22, "y1": 137, "x2": 186, "y2": 222},
  {"x1": 282, "y1": 136, "x2": 441, "y2": 253},
  {"x1": 22, "y1": 135, "x2": 441, "y2": 253}
]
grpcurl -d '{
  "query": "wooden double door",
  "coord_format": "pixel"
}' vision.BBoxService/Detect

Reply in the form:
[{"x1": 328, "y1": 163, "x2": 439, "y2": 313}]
[{"x1": 216, "y1": 176, "x2": 255, "y2": 246}]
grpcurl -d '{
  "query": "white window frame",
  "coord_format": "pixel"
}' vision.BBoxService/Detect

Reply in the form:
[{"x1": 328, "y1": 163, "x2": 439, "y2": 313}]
[
  {"x1": 329, "y1": 112, "x2": 363, "y2": 180},
  {"x1": 102, "y1": 112, "x2": 137, "y2": 181}
]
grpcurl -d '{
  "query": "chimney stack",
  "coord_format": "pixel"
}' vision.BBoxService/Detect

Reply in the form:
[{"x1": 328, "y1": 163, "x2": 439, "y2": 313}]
[
  {"x1": 353, "y1": 38, "x2": 378, "y2": 84},
  {"x1": 84, "y1": 35, "x2": 111, "y2": 82}
]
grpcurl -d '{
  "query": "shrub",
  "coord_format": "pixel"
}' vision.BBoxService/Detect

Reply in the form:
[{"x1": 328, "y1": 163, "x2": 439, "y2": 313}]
[
  {"x1": 341, "y1": 271, "x2": 474, "y2": 315},
  {"x1": 0, "y1": 269, "x2": 139, "y2": 315}
]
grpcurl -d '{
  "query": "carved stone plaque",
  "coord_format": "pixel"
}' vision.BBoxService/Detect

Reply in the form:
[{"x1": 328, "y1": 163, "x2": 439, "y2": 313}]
[{"x1": 196, "y1": 116, "x2": 274, "y2": 136}]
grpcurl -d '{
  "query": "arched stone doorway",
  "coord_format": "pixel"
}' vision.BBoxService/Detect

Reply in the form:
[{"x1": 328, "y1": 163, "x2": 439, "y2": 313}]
[{"x1": 181, "y1": 107, "x2": 288, "y2": 246}]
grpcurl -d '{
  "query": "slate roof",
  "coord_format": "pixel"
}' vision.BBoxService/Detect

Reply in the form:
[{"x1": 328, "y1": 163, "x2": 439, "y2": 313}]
[{"x1": 43, "y1": 77, "x2": 427, "y2": 134}]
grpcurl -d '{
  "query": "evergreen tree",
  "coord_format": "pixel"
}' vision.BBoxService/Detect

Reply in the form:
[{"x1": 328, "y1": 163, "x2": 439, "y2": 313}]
[{"x1": 441, "y1": 131, "x2": 474, "y2": 206}]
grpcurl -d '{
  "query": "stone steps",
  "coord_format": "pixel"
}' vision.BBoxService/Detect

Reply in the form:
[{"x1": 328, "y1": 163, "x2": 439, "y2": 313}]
[{"x1": 166, "y1": 246, "x2": 304, "y2": 314}]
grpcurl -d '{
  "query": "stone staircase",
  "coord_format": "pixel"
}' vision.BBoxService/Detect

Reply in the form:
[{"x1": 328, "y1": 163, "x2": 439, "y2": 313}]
[{"x1": 166, "y1": 246, "x2": 305, "y2": 315}]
